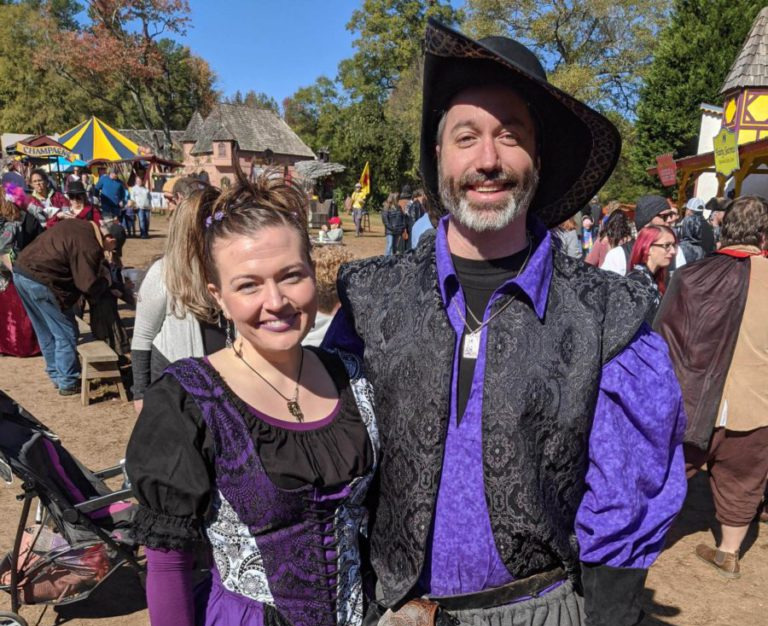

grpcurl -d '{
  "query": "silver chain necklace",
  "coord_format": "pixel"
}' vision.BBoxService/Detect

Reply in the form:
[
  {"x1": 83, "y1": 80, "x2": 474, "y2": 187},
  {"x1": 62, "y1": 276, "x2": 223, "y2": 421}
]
[
  {"x1": 452, "y1": 236, "x2": 532, "y2": 360},
  {"x1": 233, "y1": 341, "x2": 305, "y2": 422}
]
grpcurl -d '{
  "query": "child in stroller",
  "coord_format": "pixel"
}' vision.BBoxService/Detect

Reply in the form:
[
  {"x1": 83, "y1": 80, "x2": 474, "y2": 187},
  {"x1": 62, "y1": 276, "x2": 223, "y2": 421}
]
[{"x1": 0, "y1": 390, "x2": 144, "y2": 626}]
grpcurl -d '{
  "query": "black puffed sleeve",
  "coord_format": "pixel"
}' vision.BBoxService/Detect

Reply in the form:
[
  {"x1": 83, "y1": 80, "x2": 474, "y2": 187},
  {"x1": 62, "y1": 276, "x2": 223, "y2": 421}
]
[{"x1": 126, "y1": 374, "x2": 214, "y2": 549}]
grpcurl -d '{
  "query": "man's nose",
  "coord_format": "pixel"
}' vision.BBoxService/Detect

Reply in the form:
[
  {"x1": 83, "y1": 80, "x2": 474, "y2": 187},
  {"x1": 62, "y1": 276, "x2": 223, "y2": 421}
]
[{"x1": 475, "y1": 136, "x2": 501, "y2": 172}]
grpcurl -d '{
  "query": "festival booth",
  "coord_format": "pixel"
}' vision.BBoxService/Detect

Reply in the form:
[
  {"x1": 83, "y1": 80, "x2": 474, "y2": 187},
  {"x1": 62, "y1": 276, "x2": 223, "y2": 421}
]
[
  {"x1": 294, "y1": 158, "x2": 346, "y2": 229},
  {"x1": 58, "y1": 117, "x2": 182, "y2": 209},
  {"x1": 649, "y1": 8, "x2": 768, "y2": 203},
  {"x1": 4, "y1": 135, "x2": 78, "y2": 188}
]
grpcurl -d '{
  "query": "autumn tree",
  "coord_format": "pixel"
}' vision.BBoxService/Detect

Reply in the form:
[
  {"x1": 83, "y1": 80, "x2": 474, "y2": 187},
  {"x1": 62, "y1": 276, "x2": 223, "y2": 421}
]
[{"x1": 39, "y1": 0, "x2": 216, "y2": 152}]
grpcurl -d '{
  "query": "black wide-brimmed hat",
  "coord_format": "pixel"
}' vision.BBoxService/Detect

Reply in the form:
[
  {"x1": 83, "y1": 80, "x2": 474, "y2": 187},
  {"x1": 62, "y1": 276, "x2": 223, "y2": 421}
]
[
  {"x1": 420, "y1": 19, "x2": 621, "y2": 228},
  {"x1": 67, "y1": 180, "x2": 87, "y2": 196}
]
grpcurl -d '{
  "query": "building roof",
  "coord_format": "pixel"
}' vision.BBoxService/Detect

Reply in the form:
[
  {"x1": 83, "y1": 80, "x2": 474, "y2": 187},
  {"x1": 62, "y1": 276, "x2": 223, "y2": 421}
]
[
  {"x1": 182, "y1": 111, "x2": 204, "y2": 142},
  {"x1": 187, "y1": 104, "x2": 315, "y2": 158},
  {"x1": 119, "y1": 129, "x2": 185, "y2": 158},
  {"x1": 721, "y1": 7, "x2": 768, "y2": 94}
]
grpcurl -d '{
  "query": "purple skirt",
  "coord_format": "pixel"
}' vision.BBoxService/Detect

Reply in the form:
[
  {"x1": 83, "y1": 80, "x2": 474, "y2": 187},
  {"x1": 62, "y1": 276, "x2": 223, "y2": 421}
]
[{"x1": 194, "y1": 568, "x2": 266, "y2": 626}]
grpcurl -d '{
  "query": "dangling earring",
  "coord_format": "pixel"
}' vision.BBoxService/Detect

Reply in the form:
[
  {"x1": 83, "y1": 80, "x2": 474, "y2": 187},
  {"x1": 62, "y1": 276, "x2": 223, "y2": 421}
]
[{"x1": 225, "y1": 318, "x2": 233, "y2": 349}]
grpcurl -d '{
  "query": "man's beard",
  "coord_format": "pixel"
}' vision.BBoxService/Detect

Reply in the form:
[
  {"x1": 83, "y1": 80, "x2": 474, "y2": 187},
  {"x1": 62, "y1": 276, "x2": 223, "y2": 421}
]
[{"x1": 438, "y1": 165, "x2": 539, "y2": 232}]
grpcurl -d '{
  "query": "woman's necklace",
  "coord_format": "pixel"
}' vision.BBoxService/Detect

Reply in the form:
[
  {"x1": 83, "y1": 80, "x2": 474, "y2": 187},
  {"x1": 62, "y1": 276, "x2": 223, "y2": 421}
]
[{"x1": 233, "y1": 341, "x2": 306, "y2": 422}]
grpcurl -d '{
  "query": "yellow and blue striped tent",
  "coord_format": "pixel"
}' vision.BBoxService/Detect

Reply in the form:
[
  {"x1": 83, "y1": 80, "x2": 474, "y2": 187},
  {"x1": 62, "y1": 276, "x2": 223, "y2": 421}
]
[{"x1": 58, "y1": 116, "x2": 140, "y2": 162}]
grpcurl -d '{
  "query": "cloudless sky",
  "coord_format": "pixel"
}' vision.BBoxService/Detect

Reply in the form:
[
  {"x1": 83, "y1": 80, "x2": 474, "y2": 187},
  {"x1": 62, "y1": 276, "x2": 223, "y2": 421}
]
[{"x1": 180, "y1": 0, "x2": 362, "y2": 105}]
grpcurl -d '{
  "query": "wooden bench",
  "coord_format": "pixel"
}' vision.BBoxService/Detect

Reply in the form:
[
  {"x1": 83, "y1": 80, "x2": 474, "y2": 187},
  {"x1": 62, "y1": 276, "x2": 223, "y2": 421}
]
[{"x1": 76, "y1": 341, "x2": 128, "y2": 406}]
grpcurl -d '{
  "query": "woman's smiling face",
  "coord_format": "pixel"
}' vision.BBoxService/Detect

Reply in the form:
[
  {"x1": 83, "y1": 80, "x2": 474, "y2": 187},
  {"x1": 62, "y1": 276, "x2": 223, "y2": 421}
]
[{"x1": 207, "y1": 224, "x2": 317, "y2": 358}]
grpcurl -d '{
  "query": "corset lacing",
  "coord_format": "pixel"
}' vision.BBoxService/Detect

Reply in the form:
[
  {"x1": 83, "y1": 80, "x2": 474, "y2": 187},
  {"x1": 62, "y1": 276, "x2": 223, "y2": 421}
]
[{"x1": 303, "y1": 491, "x2": 344, "y2": 604}]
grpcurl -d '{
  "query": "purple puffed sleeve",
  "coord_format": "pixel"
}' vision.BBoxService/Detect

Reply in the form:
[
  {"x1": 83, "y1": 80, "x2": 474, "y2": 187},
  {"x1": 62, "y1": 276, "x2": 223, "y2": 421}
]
[{"x1": 576, "y1": 325, "x2": 687, "y2": 568}]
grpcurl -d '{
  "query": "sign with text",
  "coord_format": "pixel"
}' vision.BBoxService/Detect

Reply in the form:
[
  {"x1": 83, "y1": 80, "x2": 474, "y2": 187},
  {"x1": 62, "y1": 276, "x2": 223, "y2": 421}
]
[
  {"x1": 656, "y1": 153, "x2": 677, "y2": 187},
  {"x1": 714, "y1": 128, "x2": 740, "y2": 177}
]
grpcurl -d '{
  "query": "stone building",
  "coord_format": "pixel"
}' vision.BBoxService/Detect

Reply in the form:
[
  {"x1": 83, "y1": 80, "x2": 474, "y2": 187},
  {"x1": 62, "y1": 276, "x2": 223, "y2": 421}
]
[{"x1": 180, "y1": 104, "x2": 315, "y2": 187}]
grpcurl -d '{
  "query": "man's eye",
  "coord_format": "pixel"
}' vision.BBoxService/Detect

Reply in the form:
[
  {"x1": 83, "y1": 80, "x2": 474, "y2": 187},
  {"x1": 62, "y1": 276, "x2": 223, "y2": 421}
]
[
  {"x1": 282, "y1": 272, "x2": 303, "y2": 283},
  {"x1": 499, "y1": 133, "x2": 520, "y2": 145},
  {"x1": 455, "y1": 135, "x2": 475, "y2": 145}
]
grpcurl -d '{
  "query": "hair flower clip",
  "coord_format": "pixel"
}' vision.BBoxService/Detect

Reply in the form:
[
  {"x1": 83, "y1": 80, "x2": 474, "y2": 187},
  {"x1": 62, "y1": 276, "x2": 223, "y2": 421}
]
[{"x1": 205, "y1": 211, "x2": 225, "y2": 229}]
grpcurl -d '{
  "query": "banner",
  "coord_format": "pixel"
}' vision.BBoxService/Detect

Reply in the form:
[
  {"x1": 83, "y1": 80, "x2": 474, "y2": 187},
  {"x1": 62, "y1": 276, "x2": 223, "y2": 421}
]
[
  {"x1": 13, "y1": 144, "x2": 71, "y2": 158},
  {"x1": 655, "y1": 153, "x2": 677, "y2": 187},
  {"x1": 358, "y1": 162, "x2": 370, "y2": 199},
  {"x1": 714, "y1": 128, "x2": 740, "y2": 178}
]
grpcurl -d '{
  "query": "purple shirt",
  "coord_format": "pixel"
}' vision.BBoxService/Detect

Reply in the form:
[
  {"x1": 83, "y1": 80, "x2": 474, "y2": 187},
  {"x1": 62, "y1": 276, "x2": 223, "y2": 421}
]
[{"x1": 324, "y1": 216, "x2": 687, "y2": 596}]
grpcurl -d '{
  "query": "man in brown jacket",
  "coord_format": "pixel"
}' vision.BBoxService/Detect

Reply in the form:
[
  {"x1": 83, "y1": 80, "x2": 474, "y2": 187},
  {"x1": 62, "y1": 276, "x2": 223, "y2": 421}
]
[
  {"x1": 13, "y1": 218, "x2": 117, "y2": 395},
  {"x1": 655, "y1": 195, "x2": 768, "y2": 579}
]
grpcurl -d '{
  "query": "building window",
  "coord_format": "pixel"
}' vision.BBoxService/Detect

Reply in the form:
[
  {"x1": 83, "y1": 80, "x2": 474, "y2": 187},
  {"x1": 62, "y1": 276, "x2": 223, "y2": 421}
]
[{"x1": 217, "y1": 142, "x2": 227, "y2": 157}]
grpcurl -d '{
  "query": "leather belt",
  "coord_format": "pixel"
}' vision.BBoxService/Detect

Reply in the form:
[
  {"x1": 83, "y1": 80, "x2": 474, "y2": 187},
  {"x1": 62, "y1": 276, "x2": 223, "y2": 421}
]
[{"x1": 429, "y1": 566, "x2": 566, "y2": 611}]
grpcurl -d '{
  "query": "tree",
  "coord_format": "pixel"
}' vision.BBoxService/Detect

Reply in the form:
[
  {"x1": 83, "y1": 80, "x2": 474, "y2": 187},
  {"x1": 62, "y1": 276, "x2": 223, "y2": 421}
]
[
  {"x1": 225, "y1": 90, "x2": 280, "y2": 114},
  {"x1": 463, "y1": 0, "x2": 671, "y2": 116},
  {"x1": 39, "y1": 0, "x2": 216, "y2": 151},
  {"x1": 283, "y1": 77, "x2": 343, "y2": 152},
  {"x1": 339, "y1": 0, "x2": 460, "y2": 100},
  {"x1": 630, "y1": 0, "x2": 765, "y2": 192}
]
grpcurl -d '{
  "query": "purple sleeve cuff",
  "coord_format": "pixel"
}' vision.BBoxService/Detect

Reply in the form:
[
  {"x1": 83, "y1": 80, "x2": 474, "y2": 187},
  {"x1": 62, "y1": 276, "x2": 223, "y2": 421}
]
[
  {"x1": 576, "y1": 325, "x2": 687, "y2": 568},
  {"x1": 146, "y1": 547, "x2": 196, "y2": 626},
  {"x1": 321, "y1": 307, "x2": 365, "y2": 357}
]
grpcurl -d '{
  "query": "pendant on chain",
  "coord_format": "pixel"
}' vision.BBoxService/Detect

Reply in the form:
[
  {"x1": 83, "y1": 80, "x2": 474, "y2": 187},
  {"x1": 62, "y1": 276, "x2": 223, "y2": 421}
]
[
  {"x1": 287, "y1": 400, "x2": 305, "y2": 423},
  {"x1": 463, "y1": 332, "x2": 480, "y2": 360}
]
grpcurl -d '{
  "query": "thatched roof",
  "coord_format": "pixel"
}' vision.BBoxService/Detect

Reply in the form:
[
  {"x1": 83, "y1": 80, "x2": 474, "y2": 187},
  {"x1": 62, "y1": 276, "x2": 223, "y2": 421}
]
[
  {"x1": 721, "y1": 7, "x2": 768, "y2": 94},
  {"x1": 294, "y1": 160, "x2": 346, "y2": 180},
  {"x1": 186, "y1": 104, "x2": 315, "y2": 159}
]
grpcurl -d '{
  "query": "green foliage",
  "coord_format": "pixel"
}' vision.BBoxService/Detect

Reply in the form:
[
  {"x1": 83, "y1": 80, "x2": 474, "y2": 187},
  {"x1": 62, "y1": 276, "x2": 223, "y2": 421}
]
[
  {"x1": 224, "y1": 90, "x2": 280, "y2": 114},
  {"x1": 631, "y1": 0, "x2": 765, "y2": 193},
  {"x1": 463, "y1": 0, "x2": 670, "y2": 115},
  {"x1": 339, "y1": 0, "x2": 460, "y2": 101}
]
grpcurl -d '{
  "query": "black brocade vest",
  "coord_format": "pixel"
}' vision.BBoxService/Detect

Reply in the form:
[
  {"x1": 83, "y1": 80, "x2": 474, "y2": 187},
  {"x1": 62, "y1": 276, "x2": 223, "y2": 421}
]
[{"x1": 337, "y1": 232, "x2": 651, "y2": 607}]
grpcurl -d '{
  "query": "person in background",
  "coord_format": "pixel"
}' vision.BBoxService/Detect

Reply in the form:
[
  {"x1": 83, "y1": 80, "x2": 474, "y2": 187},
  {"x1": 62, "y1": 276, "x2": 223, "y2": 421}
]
[
  {"x1": 303, "y1": 245, "x2": 355, "y2": 347},
  {"x1": 381, "y1": 191, "x2": 406, "y2": 256},
  {"x1": 130, "y1": 177, "x2": 214, "y2": 414},
  {"x1": 65, "y1": 165, "x2": 88, "y2": 194},
  {"x1": 65, "y1": 180, "x2": 101, "y2": 223},
  {"x1": 319, "y1": 215, "x2": 344, "y2": 242},
  {"x1": 129, "y1": 177, "x2": 153, "y2": 239},
  {"x1": 350, "y1": 182, "x2": 366, "y2": 236},
  {"x1": 626, "y1": 225, "x2": 677, "y2": 325},
  {"x1": 126, "y1": 169, "x2": 377, "y2": 626},
  {"x1": 601, "y1": 195, "x2": 684, "y2": 275},
  {"x1": 552, "y1": 217, "x2": 582, "y2": 259},
  {"x1": 411, "y1": 188, "x2": 436, "y2": 248},
  {"x1": 706, "y1": 197, "x2": 728, "y2": 245},
  {"x1": 0, "y1": 187, "x2": 40, "y2": 357},
  {"x1": 28, "y1": 168, "x2": 69, "y2": 228},
  {"x1": 13, "y1": 218, "x2": 117, "y2": 395},
  {"x1": 584, "y1": 210, "x2": 631, "y2": 267},
  {"x1": 399, "y1": 185, "x2": 414, "y2": 251},
  {"x1": 95, "y1": 167, "x2": 127, "y2": 220},
  {"x1": 683, "y1": 197, "x2": 716, "y2": 255},
  {"x1": 580, "y1": 213, "x2": 596, "y2": 256},
  {"x1": 655, "y1": 196, "x2": 768, "y2": 580},
  {"x1": 2, "y1": 160, "x2": 26, "y2": 189}
]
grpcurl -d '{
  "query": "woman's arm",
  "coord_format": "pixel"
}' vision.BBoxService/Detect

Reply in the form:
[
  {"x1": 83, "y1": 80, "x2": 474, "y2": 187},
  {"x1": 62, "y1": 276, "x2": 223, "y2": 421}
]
[{"x1": 131, "y1": 261, "x2": 169, "y2": 399}]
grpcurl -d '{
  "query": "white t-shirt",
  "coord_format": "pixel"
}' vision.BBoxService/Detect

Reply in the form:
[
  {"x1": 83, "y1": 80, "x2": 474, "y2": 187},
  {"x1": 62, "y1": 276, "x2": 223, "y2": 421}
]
[
  {"x1": 600, "y1": 245, "x2": 687, "y2": 276},
  {"x1": 130, "y1": 185, "x2": 152, "y2": 210}
]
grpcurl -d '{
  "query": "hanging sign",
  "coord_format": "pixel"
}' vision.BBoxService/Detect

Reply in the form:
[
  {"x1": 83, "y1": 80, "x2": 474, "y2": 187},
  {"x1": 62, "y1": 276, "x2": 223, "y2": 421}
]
[
  {"x1": 13, "y1": 144, "x2": 71, "y2": 158},
  {"x1": 656, "y1": 153, "x2": 677, "y2": 187},
  {"x1": 714, "y1": 128, "x2": 740, "y2": 177}
]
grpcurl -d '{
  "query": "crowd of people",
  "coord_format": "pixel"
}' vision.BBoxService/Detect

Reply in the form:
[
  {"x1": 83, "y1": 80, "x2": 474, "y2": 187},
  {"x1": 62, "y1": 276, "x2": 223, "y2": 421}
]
[{"x1": 1, "y1": 18, "x2": 767, "y2": 626}]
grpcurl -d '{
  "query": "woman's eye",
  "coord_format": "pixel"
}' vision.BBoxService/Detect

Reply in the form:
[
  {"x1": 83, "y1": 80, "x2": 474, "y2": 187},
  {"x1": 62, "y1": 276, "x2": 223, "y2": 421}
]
[
  {"x1": 237, "y1": 282, "x2": 258, "y2": 292},
  {"x1": 282, "y1": 272, "x2": 303, "y2": 283}
]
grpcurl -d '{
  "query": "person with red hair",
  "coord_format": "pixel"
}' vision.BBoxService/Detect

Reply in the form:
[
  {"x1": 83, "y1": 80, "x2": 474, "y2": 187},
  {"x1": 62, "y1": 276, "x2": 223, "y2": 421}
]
[{"x1": 627, "y1": 225, "x2": 677, "y2": 324}]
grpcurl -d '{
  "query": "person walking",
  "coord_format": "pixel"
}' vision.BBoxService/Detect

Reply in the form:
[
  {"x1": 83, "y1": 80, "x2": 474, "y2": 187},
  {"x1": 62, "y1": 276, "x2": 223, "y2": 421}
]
[
  {"x1": 13, "y1": 218, "x2": 117, "y2": 394},
  {"x1": 655, "y1": 196, "x2": 768, "y2": 580},
  {"x1": 129, "y1": 177, "x2": 153, "y2": 238},
  {"x1": 380, "y1": 191, "x2": 405, "y2": 256},
  {"x1": 325, "y1": 19, "x2": 685, "y2": 626},
  {"x1": 350, "y1": 182, "x2": 366, "y2": 236},
  {"x1": 95, "y1": 167, "x2": 127, "y2": 220}
]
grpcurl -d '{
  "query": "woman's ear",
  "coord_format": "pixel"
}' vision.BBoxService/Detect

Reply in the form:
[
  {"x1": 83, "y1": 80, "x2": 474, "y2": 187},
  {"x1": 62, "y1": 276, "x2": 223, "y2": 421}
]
[{"x1": 207, "y1": 283, "x2": 227, "y2": 318}]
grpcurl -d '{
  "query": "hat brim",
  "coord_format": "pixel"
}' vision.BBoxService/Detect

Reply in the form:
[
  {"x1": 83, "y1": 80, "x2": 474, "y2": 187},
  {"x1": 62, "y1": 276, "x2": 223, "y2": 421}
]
[{"x1": 420, "y1": 20, "x2": 621, "y2": 228}]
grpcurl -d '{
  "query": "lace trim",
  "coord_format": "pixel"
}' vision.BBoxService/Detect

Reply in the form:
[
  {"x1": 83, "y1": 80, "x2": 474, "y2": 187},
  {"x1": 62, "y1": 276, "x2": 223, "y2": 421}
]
[{"x1": 131, "y1": 506, "x2": 205, "y2": 550}]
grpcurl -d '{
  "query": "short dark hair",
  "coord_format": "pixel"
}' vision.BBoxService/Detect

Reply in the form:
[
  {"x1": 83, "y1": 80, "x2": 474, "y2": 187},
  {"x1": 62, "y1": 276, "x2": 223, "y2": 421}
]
[{"x1": 720, "y1": 196, "x2": 768, "y2": 249}]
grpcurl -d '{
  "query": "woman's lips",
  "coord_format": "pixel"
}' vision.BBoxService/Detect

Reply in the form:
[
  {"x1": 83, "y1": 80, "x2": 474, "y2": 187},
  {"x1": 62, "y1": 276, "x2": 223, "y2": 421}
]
[{"x1": 257, "y1": 313, "x2": 299, "y2": 332}]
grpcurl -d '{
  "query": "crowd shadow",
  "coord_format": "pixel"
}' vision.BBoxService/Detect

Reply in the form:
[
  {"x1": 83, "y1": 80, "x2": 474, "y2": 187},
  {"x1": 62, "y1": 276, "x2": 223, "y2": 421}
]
[{"x1": 52, "y1": 564, "x2": 146, "y2": 623}]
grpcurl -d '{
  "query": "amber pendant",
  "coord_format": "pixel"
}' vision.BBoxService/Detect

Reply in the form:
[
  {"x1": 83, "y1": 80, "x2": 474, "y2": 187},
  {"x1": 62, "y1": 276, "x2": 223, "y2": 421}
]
[{"x1": 287, "y1": 400, "x2": 305, "y2": 423}]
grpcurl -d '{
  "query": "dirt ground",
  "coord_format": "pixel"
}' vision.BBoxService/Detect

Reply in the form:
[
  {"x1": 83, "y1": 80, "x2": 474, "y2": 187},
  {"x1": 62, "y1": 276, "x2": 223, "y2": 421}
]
[{"x1": 1, "y1": 212, "x2": 765, "y2": 625}]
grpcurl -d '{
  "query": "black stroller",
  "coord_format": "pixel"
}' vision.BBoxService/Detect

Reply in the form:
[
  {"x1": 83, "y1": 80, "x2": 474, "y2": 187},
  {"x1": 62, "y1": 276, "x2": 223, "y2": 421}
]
[{"x1": 0, "y1": 390, "x2": 144, "y2": 626}]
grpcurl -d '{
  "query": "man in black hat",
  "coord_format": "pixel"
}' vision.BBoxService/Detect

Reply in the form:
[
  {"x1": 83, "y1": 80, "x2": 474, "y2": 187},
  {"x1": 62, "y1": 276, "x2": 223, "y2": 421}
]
[{"x1": 326, "y1": 20, "x2": 685, "y2": 626}]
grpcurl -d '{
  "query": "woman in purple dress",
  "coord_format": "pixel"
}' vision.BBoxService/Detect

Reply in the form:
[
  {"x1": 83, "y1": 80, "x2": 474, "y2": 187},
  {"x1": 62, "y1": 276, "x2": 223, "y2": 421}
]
[{"x1": 126, "y1": 170, "x2": 378, "y2": 626}]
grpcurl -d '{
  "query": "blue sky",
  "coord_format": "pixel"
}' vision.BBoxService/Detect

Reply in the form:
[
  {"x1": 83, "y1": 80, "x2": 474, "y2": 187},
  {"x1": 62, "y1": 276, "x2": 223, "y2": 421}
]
[{"x1": 181, "y1": 0, "x2": 362, "y2": 105}]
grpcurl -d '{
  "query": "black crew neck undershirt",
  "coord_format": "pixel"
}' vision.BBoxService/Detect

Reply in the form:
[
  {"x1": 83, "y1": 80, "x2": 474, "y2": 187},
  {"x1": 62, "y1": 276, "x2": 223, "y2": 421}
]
[{"x1": 451, "y1": 248, "x2": 530, "y2": 423}]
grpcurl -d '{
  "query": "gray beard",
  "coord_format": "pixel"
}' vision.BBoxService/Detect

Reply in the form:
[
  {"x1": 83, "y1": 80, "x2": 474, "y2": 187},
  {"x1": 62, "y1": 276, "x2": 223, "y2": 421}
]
[{"x1": 438, "y1": 167, "x2": 539, "y2": 233}]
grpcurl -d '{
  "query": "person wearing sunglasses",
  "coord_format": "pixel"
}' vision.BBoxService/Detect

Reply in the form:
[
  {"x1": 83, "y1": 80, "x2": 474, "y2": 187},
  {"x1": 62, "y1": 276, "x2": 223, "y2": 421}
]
[{"x1": 627, "y1": 225, "x2": 678, "y2": 325}]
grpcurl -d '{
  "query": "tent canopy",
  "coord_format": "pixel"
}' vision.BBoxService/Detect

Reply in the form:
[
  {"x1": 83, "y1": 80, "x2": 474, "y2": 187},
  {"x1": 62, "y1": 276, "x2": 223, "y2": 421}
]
[{"x1": 59, "y1": 117, "x2": 141, "y2": 162}]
